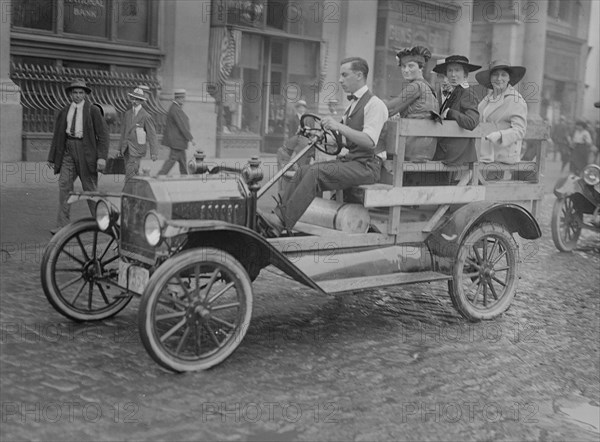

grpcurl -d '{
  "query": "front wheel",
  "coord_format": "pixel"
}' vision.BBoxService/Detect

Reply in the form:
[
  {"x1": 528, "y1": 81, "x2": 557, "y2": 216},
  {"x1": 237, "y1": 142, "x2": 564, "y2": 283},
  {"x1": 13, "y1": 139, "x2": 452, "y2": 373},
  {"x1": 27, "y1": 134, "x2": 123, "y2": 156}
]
[
  {"x1": 551, "y1": 197, "x2": 582, "y2": 252},
  {"x1": 41, "y1": 219, "x2": 131, "y2": 321},
  {"x1": 448, "y1": 223, "x2": 519, "y2": 321},
  {"x1": 138, "y1": 248, "x2": 253, "y2": 372}
]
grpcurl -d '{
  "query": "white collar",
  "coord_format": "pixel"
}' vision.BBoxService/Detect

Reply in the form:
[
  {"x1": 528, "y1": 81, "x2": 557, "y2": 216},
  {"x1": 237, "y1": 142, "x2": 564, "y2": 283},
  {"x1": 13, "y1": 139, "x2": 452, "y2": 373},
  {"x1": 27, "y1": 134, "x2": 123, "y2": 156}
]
[
  {"x1": 353, "y1": 85, "x2": 369, "y2": 100},
  {"x1": 71, "y1": 101, "x2": 84, "y2": 109}
]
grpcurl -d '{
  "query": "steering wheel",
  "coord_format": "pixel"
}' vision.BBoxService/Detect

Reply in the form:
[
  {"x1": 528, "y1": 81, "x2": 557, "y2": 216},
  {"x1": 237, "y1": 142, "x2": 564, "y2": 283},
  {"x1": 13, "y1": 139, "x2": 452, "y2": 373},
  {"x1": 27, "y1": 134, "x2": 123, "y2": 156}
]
[{"x1": 299, "y1": 113, "x2": 345, "y2": 156}]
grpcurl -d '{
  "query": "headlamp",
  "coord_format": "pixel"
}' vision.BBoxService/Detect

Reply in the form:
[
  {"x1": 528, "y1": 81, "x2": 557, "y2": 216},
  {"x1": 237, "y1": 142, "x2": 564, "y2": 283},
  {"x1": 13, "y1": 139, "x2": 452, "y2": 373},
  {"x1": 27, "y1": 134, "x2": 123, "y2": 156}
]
[{"x1": 144, "y1": 211, "x2": 164, "y2": 246}]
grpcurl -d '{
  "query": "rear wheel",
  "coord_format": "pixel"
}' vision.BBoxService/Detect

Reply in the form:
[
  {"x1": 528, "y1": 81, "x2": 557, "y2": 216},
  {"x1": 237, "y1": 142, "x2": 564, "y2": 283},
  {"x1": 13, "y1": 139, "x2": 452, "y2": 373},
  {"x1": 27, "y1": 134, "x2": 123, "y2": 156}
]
[
  {"x1": 138, "y1": 248, "x2": 253, "y2": 372},
  {"x1": 551, "y1": 197, "x2": 582, "y2": 252},
  {"x1": 41, "y1": 219, "x2": 131, "y2": 321},
  {"x1": 449, "y1": 223, "x2": 519, "y2": 321}
]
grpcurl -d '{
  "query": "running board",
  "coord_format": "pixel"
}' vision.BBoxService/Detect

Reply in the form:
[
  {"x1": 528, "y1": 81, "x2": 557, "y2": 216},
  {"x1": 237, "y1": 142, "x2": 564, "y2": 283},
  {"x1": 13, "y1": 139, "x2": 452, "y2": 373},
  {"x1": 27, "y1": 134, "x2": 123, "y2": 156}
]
[{"x1": 316, "y1": 271, "x2": 451, "y2": 294}]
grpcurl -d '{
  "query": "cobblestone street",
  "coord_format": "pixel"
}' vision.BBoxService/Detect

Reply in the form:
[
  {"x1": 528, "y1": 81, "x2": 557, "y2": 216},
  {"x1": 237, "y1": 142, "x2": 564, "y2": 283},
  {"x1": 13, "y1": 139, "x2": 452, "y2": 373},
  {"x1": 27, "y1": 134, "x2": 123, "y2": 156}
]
[{"x1": 1, "y1": 158, "x2": 599, "y2": 441}]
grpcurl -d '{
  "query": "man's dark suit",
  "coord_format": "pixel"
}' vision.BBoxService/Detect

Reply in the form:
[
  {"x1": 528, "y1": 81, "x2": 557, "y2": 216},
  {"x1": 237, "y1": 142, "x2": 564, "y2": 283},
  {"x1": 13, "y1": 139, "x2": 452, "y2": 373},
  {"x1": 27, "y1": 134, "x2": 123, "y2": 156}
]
[
  {"x1": 433, "y1": 85, "x2": 480, "y2": 165},
  {"x1": 159, "y1": 102, "x2": 193, "y2": 175},
  {"x1": 119, "y1": 106, "x2": 158, "y2": 181},
  {"x1": 49, "y1": 101, "x2": 109, "y2": 175},
  {"x1": 48, "y1": 100, "x2": 109, "y2": 227}
]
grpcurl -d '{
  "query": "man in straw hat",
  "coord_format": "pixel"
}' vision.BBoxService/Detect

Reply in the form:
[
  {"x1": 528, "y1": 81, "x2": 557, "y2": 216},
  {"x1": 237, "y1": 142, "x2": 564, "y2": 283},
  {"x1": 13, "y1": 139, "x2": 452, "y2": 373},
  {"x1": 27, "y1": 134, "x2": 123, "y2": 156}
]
[
  {"x1": 431, "y1": 54, "x2": 481, "y2": 166},
  {"x1": 47, "y1": 79, "x2": 109, "y2": 235},
  {"x1": 158, "y1": 89, "x2": 195, "y2": 176},
  {"x1": 119, "y1": 86, "x2": 159, "y2": 182}
]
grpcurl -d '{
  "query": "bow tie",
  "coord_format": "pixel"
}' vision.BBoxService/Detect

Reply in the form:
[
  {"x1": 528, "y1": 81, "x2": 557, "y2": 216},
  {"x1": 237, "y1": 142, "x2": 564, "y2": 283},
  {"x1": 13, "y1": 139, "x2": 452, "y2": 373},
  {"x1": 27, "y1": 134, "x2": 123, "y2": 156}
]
[{"x1": 347, "y1": 94, "x2": 358, "y2": 101}]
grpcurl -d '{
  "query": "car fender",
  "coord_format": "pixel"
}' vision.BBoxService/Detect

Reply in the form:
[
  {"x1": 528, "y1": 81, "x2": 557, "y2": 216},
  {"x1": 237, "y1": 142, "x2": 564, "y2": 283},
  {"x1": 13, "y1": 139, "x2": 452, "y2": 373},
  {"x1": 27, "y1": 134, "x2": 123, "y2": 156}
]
[
  {"x1": 67, "y1": 191, "x2": 121, "y2": 212},
  {"x1": 553, "y1": 174, "x2": 581, "y2": 198},
  {"x1": 160, "y1": 219, "x2": 325, "y2": 293},
  {"x1": 425, "y1": 201, "x2": 541, "y2": 259}
]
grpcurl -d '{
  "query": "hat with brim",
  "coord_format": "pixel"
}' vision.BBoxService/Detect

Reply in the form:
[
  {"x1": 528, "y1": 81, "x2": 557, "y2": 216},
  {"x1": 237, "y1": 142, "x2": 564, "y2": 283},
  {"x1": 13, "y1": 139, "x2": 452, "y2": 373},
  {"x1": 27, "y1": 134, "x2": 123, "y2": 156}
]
[
  {"x1": 128, "y1": 87, "x2": 147, "y2": 101},
  {"x1": 66, "y1": 79, "x2": 91, "y2": 94},
  {"x1": 295, "y1": 99, "x2": 307, "y2": 108},
  {"x1": 433, "y1": 55, "x2": 481, "y2": 74},
  {"x1": 475, "y1": 60, "x2": 526, "y2": 89},
  {"x1": 173, "y1": 88, "x2": 186, "y2": 97}
]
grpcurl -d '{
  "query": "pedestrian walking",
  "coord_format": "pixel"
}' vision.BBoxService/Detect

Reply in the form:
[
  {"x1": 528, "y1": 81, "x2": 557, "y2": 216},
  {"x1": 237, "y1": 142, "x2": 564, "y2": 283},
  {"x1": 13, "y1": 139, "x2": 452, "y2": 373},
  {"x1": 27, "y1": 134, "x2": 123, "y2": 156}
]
[
  {"x1": 119, "y1": 87, "x2": 158, "y2": 183},
  {"x1": 570, "y1": 120, "x2": 593, "y2": 175},
  {"x1": 158, "y1": 89, "x2": 195, "y2": 176},
  {"x1": 551, "y1": 116, "x2": 572, "y2": 171},
  {"x1": 47, "y1": 79, "x2": 109, "y2": 234}
]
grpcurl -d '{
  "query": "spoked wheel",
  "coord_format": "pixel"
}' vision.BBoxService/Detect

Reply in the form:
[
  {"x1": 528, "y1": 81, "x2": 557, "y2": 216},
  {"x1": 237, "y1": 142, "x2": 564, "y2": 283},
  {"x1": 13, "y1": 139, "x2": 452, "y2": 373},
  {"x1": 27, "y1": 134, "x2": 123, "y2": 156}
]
[
  {"x1": 138, "y1": 248, "x2": 253, "y2": 372},
  {"x1": 551, "y1": 197, "x2": 582, "y2": 252},
  {"x1": 449, "y1": 223, "x2": 519, "y2": 321},
  {"x1": 41, "y1": 219, "x2": 131, "y2": 321}
]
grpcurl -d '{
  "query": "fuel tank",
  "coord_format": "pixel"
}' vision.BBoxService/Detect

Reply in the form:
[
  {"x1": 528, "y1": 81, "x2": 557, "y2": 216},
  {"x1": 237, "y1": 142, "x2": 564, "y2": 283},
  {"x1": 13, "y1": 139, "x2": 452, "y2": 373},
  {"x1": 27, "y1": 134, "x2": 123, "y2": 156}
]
[{"x1": 298, "y1": 197, "x2": 370, "y2": 233}]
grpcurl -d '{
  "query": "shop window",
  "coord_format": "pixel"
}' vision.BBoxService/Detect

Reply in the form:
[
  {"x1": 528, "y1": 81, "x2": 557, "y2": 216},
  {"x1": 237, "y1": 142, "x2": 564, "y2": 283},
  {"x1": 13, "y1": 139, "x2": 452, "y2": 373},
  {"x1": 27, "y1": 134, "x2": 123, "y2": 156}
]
[
  {"x1": 266, "y1": 0, "x2": 286, "y2": 30},
  {"x1": 116, "y1": 0, "x2": 149, "y2": 43},
  {"x1": 63, "y1": 0, "x2": 108, "y2": 37},
  {"x1": 11, "y1": 0, "x2": 155, "y2": 45},
  {"x1": 11, "y1": 0, "x2": 54, "y2": 30}
]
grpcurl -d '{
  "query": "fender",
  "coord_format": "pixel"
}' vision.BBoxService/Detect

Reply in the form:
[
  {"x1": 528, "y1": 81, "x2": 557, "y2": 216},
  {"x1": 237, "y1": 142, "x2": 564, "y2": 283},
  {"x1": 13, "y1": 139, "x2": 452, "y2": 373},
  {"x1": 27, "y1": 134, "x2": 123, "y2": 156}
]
[
  {"x1": 160, "y1": 219, "x2": 325, "y2": 294},
  {"x1": 67, "y1": 191, "x2": 121, "y2": 211},
  {"x1": 426, "y1": 201, "x2": 541, "y2": 259},
  {"x1": 553, "y1": 174, "x2": 580, "y2": 199}
]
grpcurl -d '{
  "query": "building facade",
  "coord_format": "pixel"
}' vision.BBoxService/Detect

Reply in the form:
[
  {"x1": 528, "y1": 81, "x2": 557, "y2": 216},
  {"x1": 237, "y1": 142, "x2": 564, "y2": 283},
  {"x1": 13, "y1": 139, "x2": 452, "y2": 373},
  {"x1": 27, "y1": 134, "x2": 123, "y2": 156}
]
[{"x1": 1, "y1": 0, "x2": 596, "y2": 162}]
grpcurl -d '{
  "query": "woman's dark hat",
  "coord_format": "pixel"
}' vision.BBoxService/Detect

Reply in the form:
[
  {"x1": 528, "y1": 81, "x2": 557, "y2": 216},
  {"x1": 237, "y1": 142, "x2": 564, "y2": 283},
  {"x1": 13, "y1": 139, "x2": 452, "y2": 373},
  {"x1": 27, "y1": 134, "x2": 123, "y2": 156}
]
[
  {"x1": 475, "y1": 60, "x2": 526, "y2": 88},
  {"x1": 65, "y1": 79, "x2": 91, "y2": 94},
  {"x1": 396, "y1": 46, "x2": 432, "y2": 65},
  {"x1": 433, "y1": 55, "x2": 481, "y2": 74}
]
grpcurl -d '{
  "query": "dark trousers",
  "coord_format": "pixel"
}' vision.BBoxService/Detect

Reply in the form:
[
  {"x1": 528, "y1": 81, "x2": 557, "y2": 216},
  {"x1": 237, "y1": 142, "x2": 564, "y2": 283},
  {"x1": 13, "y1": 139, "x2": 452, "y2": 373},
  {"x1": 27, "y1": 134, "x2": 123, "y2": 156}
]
[
  {"x1": 276, "y1": 157, "x2": 381, "y2": 229},
  {"x1": 57, "y1": 139, "x2": 97, "y2": 227},
  {"x1": 124, "y1": 151, "x2": 142, "y2": 183},
  {"x1": 158, "y1": 148, "x2": 187, "y2": 175}
]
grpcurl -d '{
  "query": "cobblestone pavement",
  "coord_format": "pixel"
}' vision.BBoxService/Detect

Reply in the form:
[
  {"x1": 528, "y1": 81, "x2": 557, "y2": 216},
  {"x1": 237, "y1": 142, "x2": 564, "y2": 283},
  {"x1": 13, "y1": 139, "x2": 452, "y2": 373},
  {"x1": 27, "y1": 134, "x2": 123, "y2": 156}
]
[{"x1": 1, "y1": 159, "x2": 599, "y2": 441}]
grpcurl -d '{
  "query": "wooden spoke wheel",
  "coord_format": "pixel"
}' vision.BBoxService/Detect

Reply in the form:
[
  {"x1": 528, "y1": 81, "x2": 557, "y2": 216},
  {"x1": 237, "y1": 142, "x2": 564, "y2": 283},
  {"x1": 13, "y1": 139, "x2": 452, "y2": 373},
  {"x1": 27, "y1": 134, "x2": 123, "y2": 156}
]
[
  {"x1": 449, "y1": 223, "x2": 519, "y2": 321},
  {"x1": 41, "y1": 219, "x2": 131, "y2": 321},
  {"x1": 551, "y1": 197, "x2": 582, "y2": 252},
  {"x1": 138, "y1": 248, "x2": 253, "y2": 372}
]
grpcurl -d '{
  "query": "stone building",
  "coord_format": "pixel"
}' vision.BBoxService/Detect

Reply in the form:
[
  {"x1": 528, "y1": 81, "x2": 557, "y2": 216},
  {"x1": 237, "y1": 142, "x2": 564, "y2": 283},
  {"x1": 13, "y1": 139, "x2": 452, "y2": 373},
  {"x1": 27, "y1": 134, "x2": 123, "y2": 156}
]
[{"x1": 0, "y1": 0, "x2": 595, "y2": 162}]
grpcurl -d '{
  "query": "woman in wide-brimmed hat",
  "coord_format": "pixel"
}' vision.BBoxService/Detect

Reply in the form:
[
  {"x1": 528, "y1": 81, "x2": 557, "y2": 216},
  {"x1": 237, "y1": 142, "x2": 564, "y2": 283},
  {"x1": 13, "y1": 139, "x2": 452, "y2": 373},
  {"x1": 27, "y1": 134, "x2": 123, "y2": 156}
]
[
  {"x1": 431, "y1": 55, "x2": 481, "y2": 166},
  {"x1": 476, "y1": 60, "x2": 528, "y2": 164},
  {"x1": 386, "y1": 46, "x2": 439, "y2": 161}
]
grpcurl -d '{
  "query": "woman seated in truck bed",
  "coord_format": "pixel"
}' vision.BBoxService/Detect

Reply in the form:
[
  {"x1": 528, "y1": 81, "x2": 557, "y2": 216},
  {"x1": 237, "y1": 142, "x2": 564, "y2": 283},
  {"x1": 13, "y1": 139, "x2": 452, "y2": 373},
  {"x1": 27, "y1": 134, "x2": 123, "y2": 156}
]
[
  {"x1": 385, "y1": 46, "x2": 439, "y2": 162},
  {"x1": 432, "y1": 55, "x2": 481, "y2": 166},
  {"x1": 475, "y1": 60, "x2": 528, "y2": 164}
]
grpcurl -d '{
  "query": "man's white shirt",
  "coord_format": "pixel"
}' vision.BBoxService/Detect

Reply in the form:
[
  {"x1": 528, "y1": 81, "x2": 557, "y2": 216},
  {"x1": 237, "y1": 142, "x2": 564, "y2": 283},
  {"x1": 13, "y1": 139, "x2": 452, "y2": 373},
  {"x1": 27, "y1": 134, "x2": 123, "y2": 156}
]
[
  {"x1": 343, "y1": 85, "x2": 389, "y2": 159},
  {"x1": 66, "y1": 101, "x2": 85, "y2": 138}
]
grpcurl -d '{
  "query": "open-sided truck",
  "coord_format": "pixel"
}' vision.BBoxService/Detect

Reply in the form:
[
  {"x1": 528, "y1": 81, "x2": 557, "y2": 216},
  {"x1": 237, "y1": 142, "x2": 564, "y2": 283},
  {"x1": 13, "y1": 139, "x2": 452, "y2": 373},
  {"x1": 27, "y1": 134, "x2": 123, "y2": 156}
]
[{"x1": 40, "y1": 116, "x2": 549, "y2": 372}]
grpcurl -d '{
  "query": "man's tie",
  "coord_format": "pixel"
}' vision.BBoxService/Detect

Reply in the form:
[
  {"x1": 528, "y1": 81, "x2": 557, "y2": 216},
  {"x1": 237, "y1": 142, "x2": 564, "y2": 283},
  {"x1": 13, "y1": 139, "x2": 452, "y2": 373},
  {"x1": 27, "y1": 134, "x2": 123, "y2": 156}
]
[
  {"x1": 69, "y1": 106, "x2": 77, "y2": 136},
  {"x1": 347, "y1": 94, "x2": 357, "y2": 101}
]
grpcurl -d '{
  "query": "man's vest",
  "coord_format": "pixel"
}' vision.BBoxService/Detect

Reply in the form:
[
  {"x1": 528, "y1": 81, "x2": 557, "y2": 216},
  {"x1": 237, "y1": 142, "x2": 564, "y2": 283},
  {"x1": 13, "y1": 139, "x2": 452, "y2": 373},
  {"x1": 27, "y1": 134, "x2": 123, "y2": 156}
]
[{"x1": 344, "y1": 89, "x2": 378, "y2": 161}]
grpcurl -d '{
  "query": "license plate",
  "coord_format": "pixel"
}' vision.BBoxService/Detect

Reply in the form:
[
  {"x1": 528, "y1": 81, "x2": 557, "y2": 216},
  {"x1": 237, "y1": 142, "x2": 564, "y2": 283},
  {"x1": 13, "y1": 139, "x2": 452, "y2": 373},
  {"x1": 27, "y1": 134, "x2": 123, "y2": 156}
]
[{"x1": 118, "y1": 260, "x2": 149, "y2": 295}]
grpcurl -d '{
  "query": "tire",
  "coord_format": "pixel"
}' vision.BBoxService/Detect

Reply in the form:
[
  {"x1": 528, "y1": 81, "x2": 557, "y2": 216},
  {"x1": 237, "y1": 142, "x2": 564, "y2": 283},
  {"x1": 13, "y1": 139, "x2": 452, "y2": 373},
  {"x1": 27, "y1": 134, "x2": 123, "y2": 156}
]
[
  {"x1": 551, "y1": 197, "x2": 582, "y2": 252},
  {"x1": 41, "y1": 219, "x2": 131, "y2": 321},
  {"x1": 448, "y1": 223, "x2": 519, "y2": 321},
  {"x1": 138, "y1": 248, "x2": 253, "y2": 372}
]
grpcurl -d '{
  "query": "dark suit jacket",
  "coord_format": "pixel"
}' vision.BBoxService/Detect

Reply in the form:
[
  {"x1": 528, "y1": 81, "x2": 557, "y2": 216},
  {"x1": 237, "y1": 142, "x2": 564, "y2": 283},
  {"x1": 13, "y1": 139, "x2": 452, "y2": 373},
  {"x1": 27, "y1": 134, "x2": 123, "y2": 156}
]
[
  {"x1": 48, "y1": 101, "x2": 109, "y2": 174},
  {"x1": 433, "y1": 85, "x2": 480, "y2": 165},
  {"x1": 119, "y1": 106, "x2": 158, "y2": 158},
  {"x1": 162, "y1": 102, "x2": 193, "y2": 150}
]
